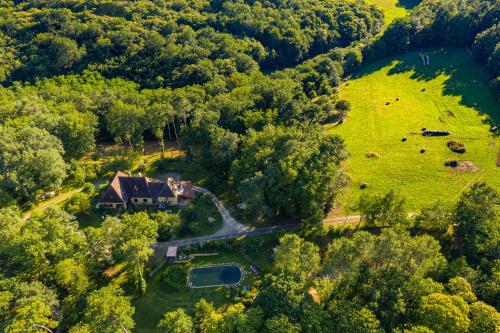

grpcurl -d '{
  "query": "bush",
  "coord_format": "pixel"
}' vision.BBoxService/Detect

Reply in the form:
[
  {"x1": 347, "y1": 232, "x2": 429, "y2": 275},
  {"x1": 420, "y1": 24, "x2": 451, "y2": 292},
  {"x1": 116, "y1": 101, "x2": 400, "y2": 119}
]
[
  {"x1": 447, "y1": 141, "x2": 466, "y2": 153},
  {"x1": 335, "y1": 99, "x2": 352, "y2": 112},
  {"x1": 81, "y1": 182, "x2": 95, "y2": 195},
  {"x1": 104, "y1": 152, "x2": 138, "y2": 173},
  {"x1": 161, "y1": 265, "x2": 187, "y2": 291},
  {"x1": 69, "y1": 166, "x2": 87, "y2": 186},
  {"x1": 65, "y1": 192, "x2": 91, "y2": 215},
  {"x1": 0, "y1": 189, "x2": 16, "y2": 207},
  {"x1": 155, "y1": 211, "x2": 182, "y2": 241},
  {"x1": 153, "y1": 157, "x2": 176, "y2": 173},
  {"x1": 188, "y1": 221, "x2": 200, "y2": 234}
]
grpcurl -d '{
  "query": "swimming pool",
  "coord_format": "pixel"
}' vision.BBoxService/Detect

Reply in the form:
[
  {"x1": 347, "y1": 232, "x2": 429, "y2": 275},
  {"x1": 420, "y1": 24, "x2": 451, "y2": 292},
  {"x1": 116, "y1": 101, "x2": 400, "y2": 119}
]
[{"x1": 188, "y1": 264, "x2": 243, "y2": 288}]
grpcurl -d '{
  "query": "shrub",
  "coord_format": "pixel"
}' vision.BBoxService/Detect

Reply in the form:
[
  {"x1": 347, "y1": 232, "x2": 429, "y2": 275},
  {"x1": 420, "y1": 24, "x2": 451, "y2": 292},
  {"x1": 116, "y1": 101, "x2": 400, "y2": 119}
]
[
  {"x1": 153, "y1": 157, "x2": 175, "y2": 173},
  {"x1": 65, "y1": 192, "x2": 91, "y2": 215},
  {"x1": 155, "y1": 211, "x2": 182, "y2": 241},
  {"x1": 104, "y1": 152, "x2": 138, "y2": 173},
  {"x1": 447, "y1": 141, "x2": 466, "y2": 153},
  {"x1": 162, "y1": 265, "x2": 187, "y2": 291},
  {"x1": 81, "y1": 182, "x2": 95, "y2": 195},
  {"x1": 69, "y1": 165, "x2": 87, "y2": 186},
  {"x1": 0, "y1": 189, "x2": 15, "y2": 207},
  {"x1": 335, "y1": 99, "x2": 351, "y2": 112},
  {"x1": 188, "y1": 221, "x2": 200, "y2": 234}
]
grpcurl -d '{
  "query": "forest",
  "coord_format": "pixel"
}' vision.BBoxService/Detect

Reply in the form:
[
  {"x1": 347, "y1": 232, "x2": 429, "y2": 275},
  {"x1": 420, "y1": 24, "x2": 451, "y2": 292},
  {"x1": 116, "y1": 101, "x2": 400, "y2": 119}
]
[{"x1": 0, "y1": 0, "x2": 498, "y2": 332}]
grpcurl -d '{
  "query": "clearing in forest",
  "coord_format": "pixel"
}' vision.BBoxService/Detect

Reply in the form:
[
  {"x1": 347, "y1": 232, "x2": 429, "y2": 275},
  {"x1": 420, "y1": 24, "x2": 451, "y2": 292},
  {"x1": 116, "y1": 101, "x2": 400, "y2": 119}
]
[
  {"x1": 365, "y1": 0, "x2": 420, "y2": 25},
  {"x1": 325, "y1": 47, "x2": 500, "y2": 211}
]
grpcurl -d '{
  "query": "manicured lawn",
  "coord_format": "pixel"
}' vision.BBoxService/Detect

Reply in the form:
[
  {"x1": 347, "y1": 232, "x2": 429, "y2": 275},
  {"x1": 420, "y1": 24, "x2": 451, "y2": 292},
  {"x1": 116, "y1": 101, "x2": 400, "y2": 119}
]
[
  {"x1": 326, "y1": 47, "x2": 500, "y2": 211},
  {"x1": 133, "y1": 235, "x2": 278, "y2": 333}
]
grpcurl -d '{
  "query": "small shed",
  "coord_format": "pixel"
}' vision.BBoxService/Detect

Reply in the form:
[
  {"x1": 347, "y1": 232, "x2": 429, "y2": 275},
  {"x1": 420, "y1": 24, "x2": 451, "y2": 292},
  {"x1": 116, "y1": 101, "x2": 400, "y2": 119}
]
[{"x1": 166, "y1": 246, "x2": 178, "y2": 263}]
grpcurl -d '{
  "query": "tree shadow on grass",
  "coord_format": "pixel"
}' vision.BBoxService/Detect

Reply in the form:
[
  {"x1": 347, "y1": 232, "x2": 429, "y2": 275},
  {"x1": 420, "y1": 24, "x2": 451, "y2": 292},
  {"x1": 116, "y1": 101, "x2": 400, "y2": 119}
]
[
  {"x1": 397, "y1": 0, "x2": 421, "y2": 9},
  {"x1": 353, "y1": 48, "x2": 500, "y2": 125}
]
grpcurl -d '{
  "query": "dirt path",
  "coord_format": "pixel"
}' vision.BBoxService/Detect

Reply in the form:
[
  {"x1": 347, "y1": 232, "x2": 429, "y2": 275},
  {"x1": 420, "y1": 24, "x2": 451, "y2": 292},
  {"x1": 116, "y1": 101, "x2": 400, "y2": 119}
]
[
  {"x1": 21, "y1": 180, "x2": 105, "y2": 220},
  {"x1": 22, "y1": 188, "x2": 83, "y2": 220}
]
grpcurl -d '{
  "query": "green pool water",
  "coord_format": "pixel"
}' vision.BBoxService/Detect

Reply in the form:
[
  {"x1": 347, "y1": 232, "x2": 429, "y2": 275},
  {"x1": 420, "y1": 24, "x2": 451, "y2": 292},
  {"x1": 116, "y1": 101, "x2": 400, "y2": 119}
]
[{"x1": 188, "y1": 265, "x2": 242, "y2": 288}]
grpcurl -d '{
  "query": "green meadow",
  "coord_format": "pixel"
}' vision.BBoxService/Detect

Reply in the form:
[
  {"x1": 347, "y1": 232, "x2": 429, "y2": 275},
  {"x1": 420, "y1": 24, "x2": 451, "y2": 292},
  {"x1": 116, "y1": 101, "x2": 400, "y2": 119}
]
[
  {"x1": 366, "y1": 0, "x2": 419, "y2": 25},
  {"x1": 326, "y1": 47, "x2": 500, "y2": 211}
]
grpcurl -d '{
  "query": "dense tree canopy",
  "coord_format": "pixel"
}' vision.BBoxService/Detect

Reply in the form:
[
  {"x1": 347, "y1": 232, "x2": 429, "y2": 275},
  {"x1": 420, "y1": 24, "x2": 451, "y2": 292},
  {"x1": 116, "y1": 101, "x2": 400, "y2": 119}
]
[
  {"x1": 0, "y1": 0, "x2": 383, "y2": 86},
  {"x1": 231, "y1": 125, "x2": 347, "y2": 221},
  {"x1": 0, "y1": 0, "x2": 498, "y2": 332}
]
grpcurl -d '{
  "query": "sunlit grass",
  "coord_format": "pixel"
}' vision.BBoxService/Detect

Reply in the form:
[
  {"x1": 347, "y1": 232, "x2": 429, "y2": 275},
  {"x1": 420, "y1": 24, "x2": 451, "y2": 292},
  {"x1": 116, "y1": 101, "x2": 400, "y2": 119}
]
[{"x1": 326, "y1": 47, "x2": 500, "y2": 211}]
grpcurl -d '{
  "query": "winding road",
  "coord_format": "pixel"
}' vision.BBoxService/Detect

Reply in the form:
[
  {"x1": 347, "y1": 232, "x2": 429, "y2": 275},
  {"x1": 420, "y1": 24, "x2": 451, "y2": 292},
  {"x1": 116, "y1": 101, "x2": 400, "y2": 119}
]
[{"x1": 152, "y1": 186, "x2": 359, "y2": 255}]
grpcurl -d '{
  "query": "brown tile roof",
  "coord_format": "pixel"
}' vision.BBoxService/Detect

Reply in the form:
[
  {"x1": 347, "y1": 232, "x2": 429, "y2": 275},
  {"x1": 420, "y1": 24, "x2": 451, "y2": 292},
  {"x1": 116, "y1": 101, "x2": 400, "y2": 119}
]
[
  {"x1": 99, "y1": 171, "x2": 127, "y2": 203},
  {"x1": 119, "y1": 176, "x2": 151, "y2": 198},
  {"x1": 98, "y1": 172, "x2": 180, "y2": 204}
]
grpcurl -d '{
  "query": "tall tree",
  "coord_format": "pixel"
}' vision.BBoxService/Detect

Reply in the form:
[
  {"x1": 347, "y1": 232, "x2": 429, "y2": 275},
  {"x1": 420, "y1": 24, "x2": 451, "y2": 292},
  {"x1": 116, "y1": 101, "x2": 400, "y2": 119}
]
[
  {"x1": 356, "y1": 190, "x2": 408, "y2": 227},
  {"x1": 105, "y1": 101, "x2": 145, "y2": 149},
  {"x1": 0, "y1": 126, "x2": 67, "y2": 201},
  {"x1": 158, "y1": 308, "x2": 193, "y2": 333},
  {"x1": 418, "y1": 293, "x2": 470, "y2": 333},
  {"x1": 83, "y1": 285, "x2": 135, "y2": 333},
  {"x1": 454, "y1": 182, "x2": 499, "y2": 263}
]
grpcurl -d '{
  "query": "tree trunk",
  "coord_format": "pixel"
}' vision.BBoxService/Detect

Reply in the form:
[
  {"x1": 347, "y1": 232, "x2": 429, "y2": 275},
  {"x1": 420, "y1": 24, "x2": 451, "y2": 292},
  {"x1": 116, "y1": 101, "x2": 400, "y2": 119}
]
[
  {"x1": 167, "y1": 123, "x2": 172, "y2": 142},
  {"x1": 32, "y1": 324, "x2": 54, "y2": 333},
  {"x1": 119, "y1": 322, "x2": 130, "y2": 333},
  {"x1": 157, "y1": 133, "x2": 165, "y2": 155},
  {"x1": 172, "y1": 118, "x2": 181, "y2": 151},
  {"x1": 127, "y1": 136, "x2": 133, "y2": 150},
  {"x1": 160, "y1": 140, "x2": 165, "y2": 156}
]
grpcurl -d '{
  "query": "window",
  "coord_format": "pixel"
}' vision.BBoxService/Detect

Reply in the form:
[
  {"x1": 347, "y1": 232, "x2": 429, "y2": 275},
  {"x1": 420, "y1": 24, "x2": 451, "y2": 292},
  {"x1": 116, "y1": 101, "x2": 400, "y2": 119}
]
[
  {"x1": 134, "y1": 198, "x2": 138, "y2": 202},
  {"x1": 143, "y1": 198, "x2": 148, "y2": 203}
]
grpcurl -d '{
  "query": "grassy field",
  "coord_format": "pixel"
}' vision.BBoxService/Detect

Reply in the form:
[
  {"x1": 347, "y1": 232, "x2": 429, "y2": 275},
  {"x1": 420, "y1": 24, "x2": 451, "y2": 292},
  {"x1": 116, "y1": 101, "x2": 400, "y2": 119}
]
[
  {"x1": 134, "y1": 235, "x2": 278, "y2": 333},
  {"x1": 326, "y1": 47, "x2": 499, "y2": 211},
  {"x1": 365, "y1": 0, "x2": 420, "y2": 25}
]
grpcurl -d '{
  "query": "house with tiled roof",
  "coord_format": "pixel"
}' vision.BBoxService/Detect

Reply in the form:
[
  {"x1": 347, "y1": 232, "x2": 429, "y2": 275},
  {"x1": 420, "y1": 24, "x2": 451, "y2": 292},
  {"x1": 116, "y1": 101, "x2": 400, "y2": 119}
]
[{"x1": 96, "y1": 171, "x2": 196, "y2": 209}]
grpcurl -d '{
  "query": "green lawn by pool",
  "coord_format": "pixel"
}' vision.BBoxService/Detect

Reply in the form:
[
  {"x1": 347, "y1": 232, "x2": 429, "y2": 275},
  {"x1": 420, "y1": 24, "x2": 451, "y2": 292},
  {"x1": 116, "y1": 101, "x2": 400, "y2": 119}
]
[{"x1": 189, "y1": 264, "x2": 243, "y2": 288}]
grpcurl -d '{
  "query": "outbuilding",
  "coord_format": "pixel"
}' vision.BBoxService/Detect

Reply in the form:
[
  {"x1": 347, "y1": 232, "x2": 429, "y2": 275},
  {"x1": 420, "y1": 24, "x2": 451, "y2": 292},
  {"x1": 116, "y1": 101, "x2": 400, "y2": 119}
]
[{"x1": 167, "y1": 246, "x2": 178, "y2": 263}]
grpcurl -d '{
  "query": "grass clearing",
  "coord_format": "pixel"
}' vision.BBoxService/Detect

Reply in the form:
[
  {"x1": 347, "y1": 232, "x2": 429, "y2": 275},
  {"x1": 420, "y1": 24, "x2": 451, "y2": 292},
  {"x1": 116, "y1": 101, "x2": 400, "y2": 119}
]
[
  {"x1": 357, "y1": 0, "x2": 419, "y2": 26},
  {"x1": 326, "y1": 47, "x2": 499, "y2": 211}
]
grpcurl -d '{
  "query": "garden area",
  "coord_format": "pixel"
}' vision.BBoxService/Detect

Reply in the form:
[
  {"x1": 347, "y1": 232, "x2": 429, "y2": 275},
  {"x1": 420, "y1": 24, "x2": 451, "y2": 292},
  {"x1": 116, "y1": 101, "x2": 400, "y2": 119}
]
[
  {"x1": 326, "y1": 47, "x2": 500, "y2": 211},
  {"x1": 133, "y1": 234, "x2": 279, "y2": 333}
]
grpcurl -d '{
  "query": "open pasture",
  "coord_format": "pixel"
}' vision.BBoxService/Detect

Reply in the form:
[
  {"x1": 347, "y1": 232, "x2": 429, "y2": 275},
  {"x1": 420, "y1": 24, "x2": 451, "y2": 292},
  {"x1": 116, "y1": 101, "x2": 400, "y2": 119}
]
[{"x1": 326, "y1": 48, "x2": 499, "y2": 210}]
